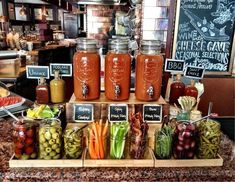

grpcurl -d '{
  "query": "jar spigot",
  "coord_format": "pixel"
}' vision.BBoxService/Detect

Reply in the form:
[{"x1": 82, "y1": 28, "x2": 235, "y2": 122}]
[
  {"x1": 147, "y1": 85, "x2": 154, "y2": 98},
  {"x1": 114, "y1": 84, "x2": 121, "y2": 99},
  {"x1": 82, "y1": 82, "x2": 88, "y2": 98}
]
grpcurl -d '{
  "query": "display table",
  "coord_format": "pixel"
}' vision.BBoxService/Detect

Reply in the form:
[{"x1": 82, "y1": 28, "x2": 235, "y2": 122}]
[{"x1": 0, "y1": 118, "x2": 234, "y2": 181}]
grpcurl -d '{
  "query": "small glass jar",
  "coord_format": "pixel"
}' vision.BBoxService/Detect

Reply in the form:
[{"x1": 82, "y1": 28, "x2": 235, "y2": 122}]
[
  {"x1": 13, "y1": 120, "x2": 38, "y2": 159},
  {"x1": 190, "y1": 110, "x2": 202, "y2": 121},
  {"x1": 184, "y1": 80, "x2": 198, "y2": 100},
  {"x1": 197, "y1": 120, "x2": 221, "y2": 159},
  {"x1": 110, "y1": 136, "x2": 127, "y2": 159},
  {"x1": 169, "y1": 74, "x2": 185, "y2": 105},
  {"x1": 105, "y1": 39, "x2": 131, "y2": 100},
  {"x1": 173, "y1": 121, "x2": 197, "y2": 159},
  {"x1": 129, "y1": 135, "x2": 148, "y2": 159},
  {"x1": 88, "y1": 135, "x2": 107, "y2": 159},
  {"x1": 36, "y1": 77, "x2": 49, "y2": 104},
  {"x1": 39, "y1": 119, "x2": 62, "y2": 159},
  {"x1": 63, "y1": 125, "x2": 83, "y2": 159}
]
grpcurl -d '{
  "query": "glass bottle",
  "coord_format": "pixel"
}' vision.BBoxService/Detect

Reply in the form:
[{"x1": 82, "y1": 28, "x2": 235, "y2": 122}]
[
  {"x1": 184, "y1": 80, "x2": 198, "y2": 100},
  {"x1": 36, "y1": 77, "x2": 49, "y2": 104},
  {"x1": 169, "y1": 74, "x2": 185, "y2": 106},
  {"x1": 50, "y1": 70, "x2": 66, "y2": 103},
  {"x1": 135, "y1": 40, "x2": 164, "y2": 101},
  {"x1": 105, "y1": 39, "x2": 131, "y2": 100},
  {"x1": 73, "y1": 38, "x2": 100, "y2": 100}
]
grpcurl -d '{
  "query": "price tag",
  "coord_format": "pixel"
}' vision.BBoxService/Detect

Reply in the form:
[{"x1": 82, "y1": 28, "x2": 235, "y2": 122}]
[
  {"x1": 50, "y1": 63, "x2": 72, "y2": 77},
  {"x1": 184, "y1": 66, "x2": 205, "y2": 79},
  {"x1": 108, "y1": 104, "x2": 128, "y2": 122},
  {"x1": 143, "y1": 104, "x2": 162, "y2": 123},
  {"x1": 165, "y1": 59, "x2": 185, "y2": 73},
  {"x1": 26, "y1": 65, "x2": 49, "y2": 79},
  {"x1": 73, "y1": 104, "x2": 93, "y2": 122}
]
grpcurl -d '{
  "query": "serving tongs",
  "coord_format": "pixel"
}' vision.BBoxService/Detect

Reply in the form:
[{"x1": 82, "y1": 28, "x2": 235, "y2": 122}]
[
  {"x1": 191, "y1": 102, "x2": 213, "y2": 124},
  {"x1": 1, "y1": 106, "x2": 20, "y2": 122}
]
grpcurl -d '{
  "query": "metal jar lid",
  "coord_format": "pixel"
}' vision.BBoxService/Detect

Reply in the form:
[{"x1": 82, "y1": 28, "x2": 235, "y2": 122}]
[
  {"x1": 108, "y1": 39, "x2": 129, "y2": 51},
  {"x1": 141, "y1": 40, "x2": 161, "y2": 55},
  {"x1": 76, "y1": 38, "x2": 97, "y2": 51}
]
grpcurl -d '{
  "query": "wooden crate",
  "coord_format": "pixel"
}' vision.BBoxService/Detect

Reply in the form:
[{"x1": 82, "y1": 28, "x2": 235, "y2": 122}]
[
  {"x1": 83, "y1": 147, "x2": 154, "y2": 167},
  {"x1": 149, "y1": 149, "x2": 223, "y2": 167}
]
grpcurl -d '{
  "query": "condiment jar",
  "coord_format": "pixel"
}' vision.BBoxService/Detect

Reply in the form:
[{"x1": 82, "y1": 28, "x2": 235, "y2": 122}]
[
  {"x1": 197, "y1": 119, "x2": 221, "y2": 159},
  {"x1": 13, "y1": 120, "x2": 38, "y2": 159},
  {"x1": 184, "y1": 80, "x2": 198, "y2": 100},
  {"x1": 73, "y1": 38, "x2": 100, "y2": 100},
  {"x1": 39, "y1": 119, "x2": 62, "y2": 159},
  {"x1": 63, "y1": 125, "x2": 83, "y2": 159},
  {"x1": 169, "y1": 74, "x2": 185, "y2": 105},
  {"x1": 50, "y1": 70, "x2": 66, "y2": 103},
  {"x1": 129, "y1": 135, "x2": 148, "y2": 159},
  {"x1": 105, "y1": 39, "x2": 131, "y2": 100},
  {"x1": 36, "y1": 77, "x2": 49, "y2": 104},
  {"x1": 173, "y1": 121, "x2": 197, "y2": 159},
  {"x1": 190, "y1": 110, "x2": 202, "y2": 121},
  {"x1": 135, "y1": 40, "x2": 163, "y2": 101}
]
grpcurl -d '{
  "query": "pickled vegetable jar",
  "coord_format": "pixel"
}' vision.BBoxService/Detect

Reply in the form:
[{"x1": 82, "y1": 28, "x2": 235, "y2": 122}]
[
  {"x1": 73, "y1": 38, "x2": 100, "y2": 100},
  {"x1": 50, "y1": 70, "x2": 66, "y2": 103},
  {"x1": 39, "y1": 119, "x2": 62, "y2": 159},
  {"x1": 130, "y1": 135, "x2": 148, "y2": 159},
  {"x1": 36, "y1": 77, "x2": 49, "y2": 104},
  {"x1": 173, "y1": 121, "x2": 197, "y2": 159},
  {"x1": 88, "y1": 135, "x2": 107, "y2": 159},
  {"x1": 169, "y1": 74, "x2": 185, "y2": 105},
  {"x1": 154, "y1": 125, "x2": 173, "y2": 159},
  {"x1": 13, "y1": 120, "x2": 38, "y2": 159},
  {"x1": 184, "y1": 80, "x2": 198, "y2": 100},
  {"x1": 197, "y1": 120, "x2": 221, "y2": 159},
  {"x1": 105, "y1": 39, "x2": 131, "y2": 100},
  {"x1": 64, "y1": 125, "x2": 83, "y2": 159},
  {"x1": 135, "y1": 40, "x2": 163, "y2": 101}
]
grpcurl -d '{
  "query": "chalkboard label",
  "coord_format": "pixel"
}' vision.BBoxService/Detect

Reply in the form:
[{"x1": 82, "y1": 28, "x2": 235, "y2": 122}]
[
  {"x1": 26, "y1": 66, "x2": 49, "y2": 79},
  {"x1": 108, "y1": 104, "x2": 128, "y2": 122},
  {"x1": 50, "y1": 63, "x2": 72, "y2": 77},
  {"x1": 143, "y1": 104, "x2": 162, "y2": 123},
  {"x1": 184, "y1": 66, "x2": 205, "y2": 79},
  {"x1": 73, "y1": 104, "x2": 93, "y2": 122},
  {"x1": 165, "y1": 59, "x2": 185, "y2": 73}
]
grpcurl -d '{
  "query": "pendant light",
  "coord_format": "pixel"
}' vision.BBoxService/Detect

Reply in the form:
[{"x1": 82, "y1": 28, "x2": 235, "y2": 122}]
[
  {"x1": 19, "y1": 3, "x2": 27, "y2": 16},
  {"x1": 42, "y1": 6, "x2": 49, "y2": 17}
]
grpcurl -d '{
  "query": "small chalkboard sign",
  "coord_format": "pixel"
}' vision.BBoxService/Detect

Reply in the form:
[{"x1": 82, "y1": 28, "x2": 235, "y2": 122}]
[
  {"x1": 108, "y1": 104, "x2": 128, "y2": 122},
  {"x1": 143, "y1": 104, "x2": 162, "y2": 123},
  {"x1": 184, "y1": 66, "x2": 205, "y2": 79},
  {"x1": 26, "y1": 66, "x2": 49, "y2": 79},
  {"x1": 73, "y1": 104, "x2": 93, "y2": 122},
  {"x1": 50, "y1": 63, "x2": 72, "y2": 77},
  {"x1": 165, "y1": 59, "x2": 185, "y2": 73}
]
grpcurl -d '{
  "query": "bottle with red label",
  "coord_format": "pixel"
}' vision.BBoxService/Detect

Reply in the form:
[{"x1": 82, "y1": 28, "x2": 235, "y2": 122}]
[
  {"x1": 105, "y1": 39, "x2": 131, "y2": 100},
  {"x1": 36, "y1": 77, "x2": 49, "y2": 104},
  {"x1": 169, "y1": 74, "x2": 185, "y2": 105},
  {"x1": 135, "y1": 40, "x2": 163, "y2": 101},
  {"x1": 73, "y1": 38, "x2": 100, "y2": 100},
  {"x1": 184, "y1": 80, "x2": 198, "y2": 100}
]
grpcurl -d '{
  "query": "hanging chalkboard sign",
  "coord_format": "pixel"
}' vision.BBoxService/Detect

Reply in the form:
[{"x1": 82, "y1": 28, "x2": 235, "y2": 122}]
[
  {"x1": 108, "y1": 104, "x2": 128, "y2": 122},
  {"x1": 184, "y1": 66, "x2": 205, "y2": 79},
  {"x1": 143, "y1": 104, "x2": 162, "y2": 123},
  {"x1": 26, "y1": 66, "x2": 49, "y2": 79},
  {"x1": 73, "y1": 104, "x2": 93, "y2": 122},
  {"x1": 165, "y1": 59, "x2": 185, "y2": 73},
  {"x1": 173, "y1": 0, "x2": 235, "y2": 75},
  {"x1": 50, "y1": 63, "x2": 72, "y2": 77}
]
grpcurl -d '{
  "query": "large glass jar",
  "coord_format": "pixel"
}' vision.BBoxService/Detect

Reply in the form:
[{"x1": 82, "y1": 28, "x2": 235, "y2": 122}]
[
  {"x1": 197, "y1": 119, "x2": 221, "y2": 159},
  {"x1": 105, "y1": 39, "x2": 131, "y2": 100},
  {"x1": 184, "y1": 80, "x2": 198, "y2": 100},
  {"x1": 39, "y1": 119, "x2": 62, "y2": 159},
  {"x1": 88, "y1": 135, "x2": 107, "y2": 159},
  {"x1": 73, "y1": 38, "x2": 100, "y2": 100},
  {"x1": 169, "y1": 74, "x2": 185, "y2": 105},
  {"x1": 129, "y1": 135, "x2": 148, "y2": 159},
  {"x1": 63, "y1": 125, "x2": 83, "y2": 159},
  {"x1": 13, "y1": 120, "x2": 38, "y2": 159},
  {"x1": 36, "y1": 77, "x2": 49, "y2": 104},
  {"x1": 173, "y1": 121, "x2": 197, "y2": 159},
  {"x1": 135, "y1": 40, "x2": 163, "y2": 101}
]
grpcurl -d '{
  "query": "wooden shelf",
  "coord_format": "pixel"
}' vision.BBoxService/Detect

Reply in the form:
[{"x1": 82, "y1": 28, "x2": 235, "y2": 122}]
[{"x1": 69, "y1": 93, "x2": 167, "y2": 105}]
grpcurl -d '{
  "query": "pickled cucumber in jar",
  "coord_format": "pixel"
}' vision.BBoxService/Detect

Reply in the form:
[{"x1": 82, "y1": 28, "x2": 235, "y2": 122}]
[
  {"x1": 39, "y1": 119, "x2": 62, "y2": 159},
  {"x1": 197, "y1": 119, "x2": 221, "y2": 159},
  {"x1": 64, "y1": 126, "x2": 83, "y2": 159}
]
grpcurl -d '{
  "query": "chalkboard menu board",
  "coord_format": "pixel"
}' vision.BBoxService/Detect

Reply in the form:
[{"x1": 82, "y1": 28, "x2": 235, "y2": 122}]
[
  {"x1": 50, "y1": 63, "x2": 72, "y2": 77},
  {"x1": 165, "y1": 59, "x2": 185, "y2": 73},
  {"x1": 143, "y1": 104, "x2": 162, "y2": 123},
  {"x1": 173, "y1": 0, "x2": 235, "y2": 75},
  {"x1": 26, "y1": 66, "x2": 49, "y2": 79},
  {"x1": 108, "y1": 104, "x2": 128, "y2": 122},
  {"x1": 184, "y1": 66, "x2": 205, "y2": 79},
  {"x1": 73, "y1": 104, "x2": 93, "y2": 122}
]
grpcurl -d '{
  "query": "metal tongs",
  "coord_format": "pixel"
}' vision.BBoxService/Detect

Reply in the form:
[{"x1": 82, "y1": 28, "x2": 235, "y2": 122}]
[
  {"x1": 191, "y1": 102, "x2": 213, "y2": 124},
  {"x1": 1, "y1": 106, "x2": 20, "y2": 122}
]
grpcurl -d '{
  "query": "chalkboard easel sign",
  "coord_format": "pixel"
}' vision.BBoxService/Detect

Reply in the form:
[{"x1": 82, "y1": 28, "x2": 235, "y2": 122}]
[
  {"x1": 184, "y1": 66, "x2": 205, "y2": 79},
  {"x1": 143, "y1": 104, "x2": 162, "y2": 123},
  {"x1": 108, "y1": 104, "x2": 128, "y2": 122},
  {"x1": 26, "y1": 66, "x2": 49, "y2": 79},
  {"x1": 173, "y1": 0, "x2": 235, "y2": 75},
  {"x1": 50, "y1": 63, "x2": 72, "y2": 77},
  {"x1": 73, "y1": 104, "x2": 94, "y2": 122},
  {"x1": 165, "y1": 59, "x2": 185, "y2": 73}
]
